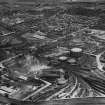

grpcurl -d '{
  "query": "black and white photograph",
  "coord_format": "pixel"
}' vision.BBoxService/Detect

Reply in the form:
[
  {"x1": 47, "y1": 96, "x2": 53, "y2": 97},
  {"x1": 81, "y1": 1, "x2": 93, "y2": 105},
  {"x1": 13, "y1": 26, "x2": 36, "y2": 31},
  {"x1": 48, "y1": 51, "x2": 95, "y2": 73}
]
[{"x1": 1, "y1": 0, "x2": 105, "y2": 105}]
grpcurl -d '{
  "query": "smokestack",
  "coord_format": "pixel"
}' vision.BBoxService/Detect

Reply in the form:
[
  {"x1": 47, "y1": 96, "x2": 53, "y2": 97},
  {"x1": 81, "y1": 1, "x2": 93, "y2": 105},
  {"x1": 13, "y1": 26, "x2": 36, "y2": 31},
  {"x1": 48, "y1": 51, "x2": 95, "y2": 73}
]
[{"x1": 7, "y1": 0, "x2": 16, "y2": 9}]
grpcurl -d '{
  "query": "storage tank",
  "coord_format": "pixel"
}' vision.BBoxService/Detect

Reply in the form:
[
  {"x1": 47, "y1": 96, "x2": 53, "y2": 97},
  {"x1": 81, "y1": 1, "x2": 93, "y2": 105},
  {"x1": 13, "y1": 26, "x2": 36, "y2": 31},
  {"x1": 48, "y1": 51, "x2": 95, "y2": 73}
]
[{"x1": 70, "y1": 47, "x2": 83, "y2": 58}]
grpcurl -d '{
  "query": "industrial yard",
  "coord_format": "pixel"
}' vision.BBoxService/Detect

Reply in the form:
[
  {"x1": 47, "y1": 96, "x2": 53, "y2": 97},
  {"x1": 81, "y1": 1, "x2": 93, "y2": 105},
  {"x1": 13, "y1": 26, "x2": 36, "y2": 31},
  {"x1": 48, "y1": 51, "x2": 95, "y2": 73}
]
[{"x1": 1, "y1": 0, "x2": 105, "y2": 105}]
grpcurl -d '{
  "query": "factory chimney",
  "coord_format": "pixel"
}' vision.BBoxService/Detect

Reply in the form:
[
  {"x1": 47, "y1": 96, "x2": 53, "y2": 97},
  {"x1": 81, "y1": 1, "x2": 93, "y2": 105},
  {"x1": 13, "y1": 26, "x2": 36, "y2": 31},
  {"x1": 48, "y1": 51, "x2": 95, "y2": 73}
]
[{"x1": 7, "y1": 0, "x2": 16, "y2": 10}]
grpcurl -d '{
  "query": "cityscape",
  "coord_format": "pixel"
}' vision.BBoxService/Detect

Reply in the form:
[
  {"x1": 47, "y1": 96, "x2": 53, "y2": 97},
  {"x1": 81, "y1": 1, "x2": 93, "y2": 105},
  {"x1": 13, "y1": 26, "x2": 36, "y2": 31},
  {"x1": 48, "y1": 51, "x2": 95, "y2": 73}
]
[{"x1": 1, "y1": 0, "x2": 105, "y2": 105}]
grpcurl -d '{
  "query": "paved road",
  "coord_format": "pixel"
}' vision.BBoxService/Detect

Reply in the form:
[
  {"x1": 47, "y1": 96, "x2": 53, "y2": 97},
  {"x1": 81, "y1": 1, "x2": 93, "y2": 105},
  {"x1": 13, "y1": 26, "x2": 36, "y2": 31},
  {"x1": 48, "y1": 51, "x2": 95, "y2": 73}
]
[
  {"x1": 1, "y1": 94, "x2": 105, "y2": 105},
  {"x1": 36, "y1": 97, "x2": 105, "y2": 105}
]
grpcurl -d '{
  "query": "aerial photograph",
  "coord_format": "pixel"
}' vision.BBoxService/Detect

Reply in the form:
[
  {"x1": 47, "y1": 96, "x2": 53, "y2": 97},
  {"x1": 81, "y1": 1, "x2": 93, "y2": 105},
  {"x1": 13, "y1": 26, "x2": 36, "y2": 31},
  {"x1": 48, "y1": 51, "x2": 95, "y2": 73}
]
[{"x1": 1, "y1": 0, "x2": 105, "y2": 105}]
